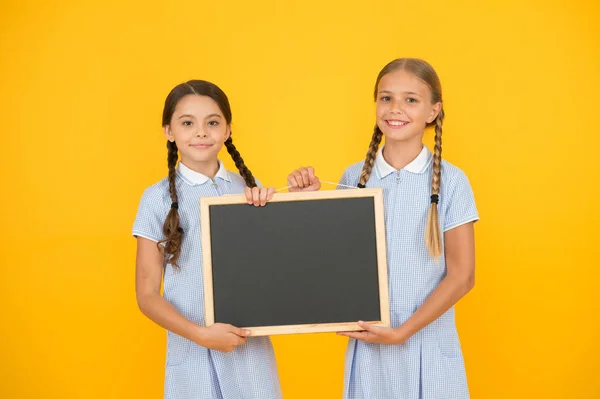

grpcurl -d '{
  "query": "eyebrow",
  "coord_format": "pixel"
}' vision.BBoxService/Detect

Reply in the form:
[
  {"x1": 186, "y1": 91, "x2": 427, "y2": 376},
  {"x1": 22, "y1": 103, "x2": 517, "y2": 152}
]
[
  {"x1": 178, "y1": 113, "x2": 223, "y2": 119},
  {"x1": 378, "y1": 90, "x2": 422, "y2": 96}
]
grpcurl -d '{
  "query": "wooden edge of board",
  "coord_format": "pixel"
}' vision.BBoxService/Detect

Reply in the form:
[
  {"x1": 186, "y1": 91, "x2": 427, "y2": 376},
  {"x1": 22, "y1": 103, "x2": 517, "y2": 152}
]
[
  {"x1": 200, "y1": 198, "x2": 215, "y2": 326},
  {"x1": 200, "y1": 187, "x2": 383, "y2": 206},
  {"x1": 245, "y1": 321, "x2": 389, "y2": 337},
  {"x1": 373, "y1": 188, "x2": 391, "y2": 326}
]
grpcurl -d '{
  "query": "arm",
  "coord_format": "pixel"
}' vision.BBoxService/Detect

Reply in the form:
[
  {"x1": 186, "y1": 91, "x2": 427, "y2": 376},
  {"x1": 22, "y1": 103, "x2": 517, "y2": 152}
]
[
  {"x1": 135, "y1": 237, "x2": 250, "y2": 352},
  {"x1": 395, "y1": 222, "x2": 475, "y2": 342},
  {"x1": 339, "y1": 222, "x2": 476, "y2": 344}
]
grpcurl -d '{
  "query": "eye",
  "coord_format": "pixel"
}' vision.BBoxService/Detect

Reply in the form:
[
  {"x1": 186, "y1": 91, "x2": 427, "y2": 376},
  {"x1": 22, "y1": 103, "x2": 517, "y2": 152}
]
[
  {"x1": 208, "y1": 120, "x2": 219, "y2": 126},
  {"x1": 182, "y1": 120, "x2": 193, "y2": 126},
  {"x1": 406, "y1": 98, "x2": 418, "y2": 103},
  {"x1": 380, "y1": 96, "x2": 391, "y2": 102}
]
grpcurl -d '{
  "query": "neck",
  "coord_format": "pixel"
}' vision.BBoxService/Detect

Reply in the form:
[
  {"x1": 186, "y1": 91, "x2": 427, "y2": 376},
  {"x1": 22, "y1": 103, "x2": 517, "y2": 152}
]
[
  {"x1": 382, "y1": 138, "x2": 424, "y2": 170},
  {"x1": 180, "y1": 159, "x2": 220, "y2": 179}
]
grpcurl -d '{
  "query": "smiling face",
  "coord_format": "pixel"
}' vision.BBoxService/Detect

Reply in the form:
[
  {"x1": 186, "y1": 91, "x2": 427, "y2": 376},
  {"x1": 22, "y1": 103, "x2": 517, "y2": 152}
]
[
  {"x1": 375, "y1": 69, "x2": 441, "y2": 145},
  {"x1": 163, "y1": 94, "x2": 230, "y2": 169}
]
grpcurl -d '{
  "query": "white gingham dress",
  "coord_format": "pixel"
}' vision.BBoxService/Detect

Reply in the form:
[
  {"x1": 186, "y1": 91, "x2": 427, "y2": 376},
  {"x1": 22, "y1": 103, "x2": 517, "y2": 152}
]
[
  {"x1": 133, "y1": 161, "x2": 282, "y2": 399},
  {"x1": 339, "y1": 146, "x2": 479, "y2": 399}
]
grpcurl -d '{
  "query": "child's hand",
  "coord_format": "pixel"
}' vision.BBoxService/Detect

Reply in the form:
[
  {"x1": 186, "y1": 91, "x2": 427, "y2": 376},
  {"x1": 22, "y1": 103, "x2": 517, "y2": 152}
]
[
  {"x1": 198, "y1": 323, "x2": 251, "y2": 353},
  {"x1": 337, "y1": 321, "x2": 406, "y2": 345},
  {"x1": 244, "y1": 186, "x2": 275, "y2": 207},
  {"x1": 287, "y1": 166, "x2": 321, "y2": 192}
]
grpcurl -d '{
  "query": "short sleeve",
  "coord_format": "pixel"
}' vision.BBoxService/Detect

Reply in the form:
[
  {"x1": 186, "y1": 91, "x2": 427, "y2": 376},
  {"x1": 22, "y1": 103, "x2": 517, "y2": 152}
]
[
  {"x1": 132, "y1": 187, "x2": 168, "y2": 243},
  {"x1": 337, "y1": 167, "x2": 356, "y2": 190},
  {"x1": 443, "y1": 170, "x2": 479, "y2": 232}
]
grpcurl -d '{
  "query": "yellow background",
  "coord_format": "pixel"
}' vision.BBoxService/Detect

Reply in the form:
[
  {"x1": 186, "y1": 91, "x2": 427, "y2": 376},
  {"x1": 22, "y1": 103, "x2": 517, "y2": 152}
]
[{"x1": 1, "y1": 0, "x2": 599, "y2": 398}]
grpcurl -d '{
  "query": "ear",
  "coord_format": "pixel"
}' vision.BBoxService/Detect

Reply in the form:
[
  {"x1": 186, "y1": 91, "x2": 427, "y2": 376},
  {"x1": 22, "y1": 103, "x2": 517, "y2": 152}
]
[
  {"x1": 224, "y1": 124, "x2": 231, "y2": 142},
  {"x1": 427, "y1": 102, "x2": 442, "y2": 124},
  {"x1": 164, "y1": 125, "x2": 175, "y2": 142}
]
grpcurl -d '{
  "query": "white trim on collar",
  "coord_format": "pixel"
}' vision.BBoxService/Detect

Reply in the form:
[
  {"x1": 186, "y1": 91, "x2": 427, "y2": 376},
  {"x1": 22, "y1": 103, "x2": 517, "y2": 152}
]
[
  {"x1": 375, "y1": 145, "x2": 432, "y2": 178},
  {"x1": 177, "y1": 160, "x2": 231, "y2": 186}
]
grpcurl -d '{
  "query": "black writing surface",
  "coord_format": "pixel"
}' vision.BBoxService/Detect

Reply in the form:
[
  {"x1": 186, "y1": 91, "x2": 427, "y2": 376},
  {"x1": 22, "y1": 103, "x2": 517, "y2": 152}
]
[{"x1": 201, "y1": 189, "x2": 390, "y2": 336}]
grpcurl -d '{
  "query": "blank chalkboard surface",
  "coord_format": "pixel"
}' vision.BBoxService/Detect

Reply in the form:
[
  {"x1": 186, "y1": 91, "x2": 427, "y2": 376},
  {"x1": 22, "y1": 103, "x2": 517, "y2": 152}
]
[{"x1": 200, "y1": 189, "x2": 389, "y2": 336}]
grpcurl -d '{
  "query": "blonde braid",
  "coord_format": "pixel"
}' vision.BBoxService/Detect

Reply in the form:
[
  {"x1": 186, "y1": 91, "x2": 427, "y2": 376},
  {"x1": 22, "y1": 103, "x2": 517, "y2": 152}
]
[
  {"x1": 425, "y1": 108, "x2": 444, "y2": 259},
  {"x1": 358, "y1": 126, "x2": 383, "y2": 187}
]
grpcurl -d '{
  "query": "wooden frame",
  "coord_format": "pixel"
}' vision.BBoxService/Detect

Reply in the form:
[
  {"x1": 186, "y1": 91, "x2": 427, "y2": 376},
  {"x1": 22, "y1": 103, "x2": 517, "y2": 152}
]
[{"x1": 200, "y1": 188, "x2": 390, "y2": 336}]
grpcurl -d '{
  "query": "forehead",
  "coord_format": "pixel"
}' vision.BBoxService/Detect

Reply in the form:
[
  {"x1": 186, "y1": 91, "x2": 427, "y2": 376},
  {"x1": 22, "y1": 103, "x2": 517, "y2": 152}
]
[
  {"x1": 173, "y1": 94, "x2": 223, "y2": 117},
  {"x1": 377, "y1": 69, "x2": 432, "y2": 97}
]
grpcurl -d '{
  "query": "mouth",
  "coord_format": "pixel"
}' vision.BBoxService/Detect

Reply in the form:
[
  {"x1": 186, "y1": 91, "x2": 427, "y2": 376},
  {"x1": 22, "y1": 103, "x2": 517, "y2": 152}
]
[
  {"x1": 190, "y1": 143, "x2": 213, "y2": 149},
  {"x1": 385, "y1": 119, "x2": 409, "y2": 129}
]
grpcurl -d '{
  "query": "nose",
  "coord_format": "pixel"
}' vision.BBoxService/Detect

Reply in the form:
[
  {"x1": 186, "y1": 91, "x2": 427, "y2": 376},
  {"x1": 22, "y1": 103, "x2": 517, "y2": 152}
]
[
  {"x1": 196, "y1": 129, "x2": 208, "y2": 138},
  {"x1": 390, "y1": 99, "x2": 404, "y2": 114}
]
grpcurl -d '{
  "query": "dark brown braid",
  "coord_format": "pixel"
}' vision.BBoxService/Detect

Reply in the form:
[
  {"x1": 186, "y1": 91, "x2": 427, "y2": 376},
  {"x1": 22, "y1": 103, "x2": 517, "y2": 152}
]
[
  {"x1": 358, "y1": 126, "x2": 384, "y2": 187},
  {"x1": 158, "y1": 140, "x2": 183, "y2": 267},
  {"x1": 224, "y1": 136, "x2": 257, "y2": 188}
]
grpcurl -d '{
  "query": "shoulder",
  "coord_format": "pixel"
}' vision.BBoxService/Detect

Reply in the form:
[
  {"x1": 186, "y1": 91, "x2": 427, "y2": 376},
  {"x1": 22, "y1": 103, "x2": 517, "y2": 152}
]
[
  {"x1": 226, "y1": 170, "x2": 261, "y2": 188},
  {"x1": 340, "y1": 160, "x2": 365, "y2": 183},
  {"x1": 132, "y1": 177, "x2": 171, "y2": 240},
  {"x1": 439, "y1": 159, "x2": 475, "y2": 199},
  {"x1": 138, "y1": 177, "x2": 171, "y2": 208},
  {"x1": 440, "y1": 159, "x2": 469, "y2": 183}
]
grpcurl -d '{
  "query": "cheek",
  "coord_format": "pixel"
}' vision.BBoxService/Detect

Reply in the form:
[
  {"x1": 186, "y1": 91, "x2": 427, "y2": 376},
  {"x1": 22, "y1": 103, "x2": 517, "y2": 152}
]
[
  {"x1": 170, "y1": 129, "x2": 184, "y2": 142},
  {"x1": 410, "y1": 106, "x2": 429, "y2": 122},
  {"x1": 212, "y1": 141, "x2": 225, "y2": 154},
  {"x1": 216, "y1": 127, "x2": 229, "y2": 141},
  {"x1": 375, "y1": 111, "x2": 387, "y2": 131},
  {"x1": 205, "y1": 127, "x2": 225, "y2": 145},
  {"x1": 174, "y1": 126, "x2": 192, "y2": 135}
]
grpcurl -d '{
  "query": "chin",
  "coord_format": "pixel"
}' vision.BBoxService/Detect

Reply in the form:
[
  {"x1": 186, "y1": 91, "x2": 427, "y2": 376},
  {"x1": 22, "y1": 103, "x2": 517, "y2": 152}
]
[
  {"x1": 183, "y1": 153, "x2": 218, "y2": 164},
  {"x1": 195, "y1": 155, "x2": 218, "y2": 163},
  {"x1": 381, "y1": 130, "x2": 418, "y2": 143}
]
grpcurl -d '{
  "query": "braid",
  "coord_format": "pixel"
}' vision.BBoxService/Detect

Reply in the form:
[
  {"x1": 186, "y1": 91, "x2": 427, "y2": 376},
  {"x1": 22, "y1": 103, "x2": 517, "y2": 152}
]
[
  {"x1": 358, "y1": 126, "x2": 384, "y2": 187},
  {"x1": 425, "y1": 108, "x2": 444, "y2": 259},
  {"x1": 224, "y1": 136, "x2": 257, "y2": 188},
  {"x1": 166, "y1": 141, "x2": 179, "y2": 203},
  {"x1": 159, "y1": 140, "x2": 183, "y2": 268}
]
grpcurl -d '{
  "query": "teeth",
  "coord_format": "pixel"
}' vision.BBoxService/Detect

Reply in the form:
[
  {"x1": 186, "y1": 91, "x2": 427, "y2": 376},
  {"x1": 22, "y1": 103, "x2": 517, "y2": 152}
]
[{"x1": 388, "y1": 120, "x2": 407, "y2": 126}]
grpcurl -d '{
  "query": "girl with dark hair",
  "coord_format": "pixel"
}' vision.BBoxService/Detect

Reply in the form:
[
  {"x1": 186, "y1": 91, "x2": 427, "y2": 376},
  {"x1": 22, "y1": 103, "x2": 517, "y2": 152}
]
[{"x1": 133, "y1": 80, "x2": 281, "y2": 399}]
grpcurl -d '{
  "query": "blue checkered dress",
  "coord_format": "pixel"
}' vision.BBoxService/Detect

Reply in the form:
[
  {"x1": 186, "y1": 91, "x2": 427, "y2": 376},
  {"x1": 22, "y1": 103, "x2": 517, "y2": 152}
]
[
  {"x1": 133, "y1": 162, "x2": 282, "y2": 399},
  {"x1": 339, "y1": 146, "x2": 479, "y2": 399}
]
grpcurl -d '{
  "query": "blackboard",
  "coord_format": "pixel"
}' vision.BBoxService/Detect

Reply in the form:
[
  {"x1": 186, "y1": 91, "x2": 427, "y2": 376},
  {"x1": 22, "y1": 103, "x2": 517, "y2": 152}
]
[{"x1": 200, "y1": 188, "x2": 389, "y2": 336}]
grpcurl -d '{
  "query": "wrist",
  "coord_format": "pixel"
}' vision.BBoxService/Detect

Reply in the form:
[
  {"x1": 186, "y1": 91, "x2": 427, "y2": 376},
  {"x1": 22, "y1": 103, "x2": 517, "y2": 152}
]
[
  {"x1": 191, "y1": 324, "x2": 208, "y2": 346},
  {"x1": 393, "y1": 325, "x2": 412, "y2": 344}
]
